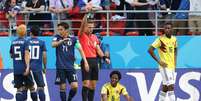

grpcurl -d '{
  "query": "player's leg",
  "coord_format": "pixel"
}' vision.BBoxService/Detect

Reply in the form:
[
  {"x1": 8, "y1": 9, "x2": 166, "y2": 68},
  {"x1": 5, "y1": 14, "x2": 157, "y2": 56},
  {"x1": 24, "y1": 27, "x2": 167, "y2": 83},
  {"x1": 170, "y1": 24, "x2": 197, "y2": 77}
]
[
  {"x1": 32, "y1": 71, "x2": 46, "y2": 101},
  {"x1": 55, "y1": 69, "x2": 67, "y2": 101},
  {"x1": 14, "y1": 75, "x2": 24, "y2": 101},
  {"x1": 81, "y1": 59, "x2": 91, "y2": 101},
  {"x1": 25, "y1": 73, "x2": 38, "y2": 101},
  {"x1": 159, "y1": 68, "x2": 169, "y2": 101},
  {"x1": 168, "y1": 84, "x2": 175, "y2": 101},
  {"x1": 67, "y1": 70, "x2": 78, "y2": 101},
  {"x1": 167, "y1": 70, "x2": 176, "y2": 101}
]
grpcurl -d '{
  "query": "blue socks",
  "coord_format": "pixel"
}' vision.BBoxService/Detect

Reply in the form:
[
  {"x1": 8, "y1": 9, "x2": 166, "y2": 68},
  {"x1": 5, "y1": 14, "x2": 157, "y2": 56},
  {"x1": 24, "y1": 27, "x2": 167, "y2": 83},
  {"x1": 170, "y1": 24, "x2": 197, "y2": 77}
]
[
  {"x1": 68, "y1": 88, "x2": 77, "y2": 101},
  {"x1": 38, "y1": 89, "x2": 46, "y2": 101},
  {"x1": 60, "y1": 91, "x2": 66, "y2": 101},
  {"x1": 31, "y1": 91, "x2": 38, "y2": 101},
  {"x1": 16, "y1": 92, "x2": 23, "y2": 101}
]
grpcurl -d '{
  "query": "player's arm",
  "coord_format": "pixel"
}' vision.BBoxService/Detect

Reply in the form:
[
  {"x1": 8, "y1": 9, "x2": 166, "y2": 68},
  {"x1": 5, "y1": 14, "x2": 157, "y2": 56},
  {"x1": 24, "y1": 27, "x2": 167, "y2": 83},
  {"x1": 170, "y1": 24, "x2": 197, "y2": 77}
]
[
  {"x1": 76, "y1": 40, "x2": 89, "y2": 72},
  {"x1": 24, "y1": 49, "x2": 30, "y2": 76},
  {"x1": 101, "y1": 94, "x2": 107, "y2": 101},
  {"x1": 78, "y1": 14, "x2": 88, "y2": 36},
  {"x1": 174, "y1": 47, "x2": 177, "y2": 67},
  {"x1": 9, "y1": 45, "x2": 14, "y2": 58},
  {"x1": 96, "y1": 45, "x2": 110, "y2": 64},
  {"x1": 148, "y1": 46, "x2": 160, "y2": 63},
  {"x1": 124, "y1": 95, "x2": 134, "y2": 101},
  {"x1": 101, "y1": 86, "x2": 108, "y2": 101},
  {"x1": 148, "y1": 46, "x2": 167, "y2": 67},
  {"x1": 42, "y1": 51, "x2": 47, "y2": 73},
  {"x1": 52, "y1": 38, "x2": 65, "y2": 48}
]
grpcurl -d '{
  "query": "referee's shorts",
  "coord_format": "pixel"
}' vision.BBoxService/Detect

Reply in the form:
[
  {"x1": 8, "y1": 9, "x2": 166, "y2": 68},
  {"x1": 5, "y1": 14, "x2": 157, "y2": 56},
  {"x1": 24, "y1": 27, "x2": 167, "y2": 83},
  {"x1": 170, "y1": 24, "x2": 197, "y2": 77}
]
[{"x1": 81, "y1": 58, "x2": 99, "y2": 81}]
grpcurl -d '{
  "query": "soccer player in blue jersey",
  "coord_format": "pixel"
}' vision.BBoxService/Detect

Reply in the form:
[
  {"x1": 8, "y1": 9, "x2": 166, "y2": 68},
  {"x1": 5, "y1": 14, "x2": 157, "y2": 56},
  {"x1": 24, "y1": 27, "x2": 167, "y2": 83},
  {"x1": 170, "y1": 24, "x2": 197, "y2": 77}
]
[
  {"x1": 10, "y1": 24, "x2": 38, "y2": 101},
  {"x1": 25, "y1": 25, "x2": 47, "y2": 101},
  {"x1": 52, "y1": 22, "x2": 89, "y2": 101}
]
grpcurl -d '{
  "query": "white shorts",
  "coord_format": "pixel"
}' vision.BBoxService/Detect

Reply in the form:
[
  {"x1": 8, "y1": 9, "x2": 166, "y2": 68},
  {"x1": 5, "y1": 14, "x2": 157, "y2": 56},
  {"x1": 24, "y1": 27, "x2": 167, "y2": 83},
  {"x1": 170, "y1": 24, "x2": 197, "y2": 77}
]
[{"x1": 159, "y1": 68, "x2": 176, "y2": 86}]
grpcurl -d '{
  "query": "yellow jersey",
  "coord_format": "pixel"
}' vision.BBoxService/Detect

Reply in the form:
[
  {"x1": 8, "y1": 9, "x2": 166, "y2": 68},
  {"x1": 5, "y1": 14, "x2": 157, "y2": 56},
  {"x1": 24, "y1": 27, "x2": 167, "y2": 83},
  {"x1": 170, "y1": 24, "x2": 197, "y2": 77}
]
[
  {"x1": 101, "y1": 82, "x2": 128, "y2": 101},
  {"x1": 151, "y1": 35, "x2": 177, "y2": 70}
]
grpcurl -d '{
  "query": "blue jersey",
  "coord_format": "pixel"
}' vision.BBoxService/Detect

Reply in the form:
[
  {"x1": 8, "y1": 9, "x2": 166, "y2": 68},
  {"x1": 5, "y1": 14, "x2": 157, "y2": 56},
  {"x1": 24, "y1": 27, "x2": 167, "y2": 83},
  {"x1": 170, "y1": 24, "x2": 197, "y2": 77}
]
[
  {"x1": 26, "y1": 37, "x2": 46, "y2": 72},
  {"x1": 10, "y1": 37, "x2": 27, "y2": 74},
  {"x1": 52, "y1": 34, "x2": 78, "y2": 70}
]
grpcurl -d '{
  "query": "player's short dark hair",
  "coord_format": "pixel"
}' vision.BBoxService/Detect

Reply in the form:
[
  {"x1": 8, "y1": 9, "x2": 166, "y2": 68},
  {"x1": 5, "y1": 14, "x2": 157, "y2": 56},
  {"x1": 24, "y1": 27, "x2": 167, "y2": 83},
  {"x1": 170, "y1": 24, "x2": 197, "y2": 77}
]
[
  {"x1": 30, "y1": 25, "x2": 40, "y2": 36},
  {"x1": 164, "y1": 22, "x2": 173, "y2": 27},
  {"x1": 110, "y1": 71, "x2": 121, "y2": 80},
  {"x1": 57, "y1": 22, "x2": 69, "y2": 30}
]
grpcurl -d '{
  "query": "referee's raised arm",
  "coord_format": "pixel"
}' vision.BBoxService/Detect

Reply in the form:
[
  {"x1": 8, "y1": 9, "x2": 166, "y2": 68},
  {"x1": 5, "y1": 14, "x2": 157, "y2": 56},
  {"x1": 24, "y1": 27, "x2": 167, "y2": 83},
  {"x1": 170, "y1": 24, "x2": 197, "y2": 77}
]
[{"x1": 78, "y1": 14, "x2": 88, "y2": 36}]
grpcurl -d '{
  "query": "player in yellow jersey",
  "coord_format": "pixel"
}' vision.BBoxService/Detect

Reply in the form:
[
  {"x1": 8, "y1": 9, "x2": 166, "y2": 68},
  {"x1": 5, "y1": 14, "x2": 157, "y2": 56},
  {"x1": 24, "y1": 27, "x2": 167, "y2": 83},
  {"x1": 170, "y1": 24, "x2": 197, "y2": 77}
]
[
  {"x1": 148, "y1": 22, "x2": 177, "y2": 101},
  {"x1": 101, "y1": 71, "x2": 133, "y2": 101}
]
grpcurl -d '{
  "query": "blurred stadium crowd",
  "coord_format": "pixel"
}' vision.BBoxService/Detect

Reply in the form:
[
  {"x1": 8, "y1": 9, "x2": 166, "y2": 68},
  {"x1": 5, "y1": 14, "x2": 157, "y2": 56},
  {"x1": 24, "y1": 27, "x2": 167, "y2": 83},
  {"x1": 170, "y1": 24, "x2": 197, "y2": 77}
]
[{"x1": 0, "y1": 0, "x2": 200, "y2": 36}]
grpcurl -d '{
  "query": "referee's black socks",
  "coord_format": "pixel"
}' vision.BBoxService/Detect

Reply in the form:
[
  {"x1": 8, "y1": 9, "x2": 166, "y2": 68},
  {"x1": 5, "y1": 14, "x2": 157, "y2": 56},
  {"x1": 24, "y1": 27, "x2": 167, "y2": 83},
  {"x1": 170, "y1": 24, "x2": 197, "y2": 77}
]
[
  {"x1": 88, "y1": 88, "x2": 95, "y2": 101},
  {"x1": 82, "y1": 86, "x2": 89, "y2": 101}
]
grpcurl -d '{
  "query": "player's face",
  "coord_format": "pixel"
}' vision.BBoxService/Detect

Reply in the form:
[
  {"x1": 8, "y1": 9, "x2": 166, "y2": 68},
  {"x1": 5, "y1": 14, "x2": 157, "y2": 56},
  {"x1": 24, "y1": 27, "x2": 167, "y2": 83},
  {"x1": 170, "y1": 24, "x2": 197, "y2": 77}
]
[
  {"x1": 110, "y1": 74, "x2": 119, "y2": 86},
  {"x1": 57, "y1": 26, "x2": 67, "y2": 37},
  {"x1": 164, "y1": 24, "x2": 173, "y2": 36},
  {"x1": 85, "y1": 23, "x2": 94, "y2": 34}
]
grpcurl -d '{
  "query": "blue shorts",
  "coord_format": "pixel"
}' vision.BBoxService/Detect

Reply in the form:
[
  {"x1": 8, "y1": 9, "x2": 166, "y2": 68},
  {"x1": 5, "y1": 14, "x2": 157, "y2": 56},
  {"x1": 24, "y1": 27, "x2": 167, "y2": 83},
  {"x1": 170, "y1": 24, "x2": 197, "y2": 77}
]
[
  {"x1": 55, "y1": 69, "x2": 78, "y2": 85},
  {"x1": 32, "y1": 71, "x2": 45, "y2": 87},
  {"x1": 14, "y1": 74, "x2": 34, "y2": 88}
]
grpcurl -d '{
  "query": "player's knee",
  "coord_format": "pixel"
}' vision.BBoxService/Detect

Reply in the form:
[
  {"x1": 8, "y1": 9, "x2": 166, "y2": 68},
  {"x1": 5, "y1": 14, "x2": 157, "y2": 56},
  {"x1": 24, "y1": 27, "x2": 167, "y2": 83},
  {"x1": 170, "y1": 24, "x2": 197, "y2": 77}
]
[
  {"x1": 71, "y1": 82, "x2": 78, "y2": 89},
  {"x1": 162, "y1": 85, "x2": 168, "y2": 92},
  {"x1": 90, "y1": 82, "x2": 97, "y2": 89},
  {"x1": 168, "y1": 85, "x2": 174, "y2": 91},
  {"x1": 28, "y1": 86, "x2": 36, "y2": 92},
  {"x1": 17, "y1": 87, "x2": 23, "y2": 92},
  {"x1": 60, "y1": 83, "x2": 66, "y2": 90}
]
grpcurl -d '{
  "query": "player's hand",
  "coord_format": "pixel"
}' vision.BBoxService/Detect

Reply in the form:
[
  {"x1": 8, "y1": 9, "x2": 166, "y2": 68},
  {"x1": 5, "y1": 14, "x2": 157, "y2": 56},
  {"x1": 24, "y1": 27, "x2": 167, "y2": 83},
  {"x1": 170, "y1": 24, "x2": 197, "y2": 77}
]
[
  {"x1": 43, "y1": 68, "x2": 46, "y2": 74},
  {"x1": 84, "y1": 61, "x2": 89, "y2": 72},
  {"x1": 159, "y1": 60, "x2": 167, "y2": 68},
  {"x1": 23, "y1": 67, "x2": 30, "y2": 76},
  {"x1": 43, "y1": 65, "x2": 47, "y2": 74}
]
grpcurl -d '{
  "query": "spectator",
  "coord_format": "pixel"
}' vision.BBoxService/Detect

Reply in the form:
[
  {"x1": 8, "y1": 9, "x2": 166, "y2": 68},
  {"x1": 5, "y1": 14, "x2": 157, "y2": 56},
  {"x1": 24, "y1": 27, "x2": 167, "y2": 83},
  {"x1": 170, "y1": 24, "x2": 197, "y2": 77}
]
[
  {"x1": 49, "y1": 0, "x2": 73, "y2": 33},
  {"x1": 78, "y1": 0, "x2": 102, "y2": 12},
  {"x1": 4, "y1": 0, "x2": 21, "y2": 30},
  {"x1": 173, "y1": 0, "x2": 189, "y2": 35},
  {"x1": 158, "y1": 0, "x2": 181, "y2": 27},
  {"x1": 128, "y1": 0, "x2": 155, "y2": 35},
  {"x1": 24, "y1": 0, "x2": 46, "y2": 31},
  {"x1": 189, "y1": 0, "x2": 201, "y2": 35}
]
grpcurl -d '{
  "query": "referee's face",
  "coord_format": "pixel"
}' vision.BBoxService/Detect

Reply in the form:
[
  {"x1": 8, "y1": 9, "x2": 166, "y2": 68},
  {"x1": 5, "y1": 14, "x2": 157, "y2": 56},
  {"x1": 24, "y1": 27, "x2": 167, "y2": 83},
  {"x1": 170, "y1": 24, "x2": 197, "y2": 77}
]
[{"x1": 86, "y1": 23, "x2": 94, "y2": 34}]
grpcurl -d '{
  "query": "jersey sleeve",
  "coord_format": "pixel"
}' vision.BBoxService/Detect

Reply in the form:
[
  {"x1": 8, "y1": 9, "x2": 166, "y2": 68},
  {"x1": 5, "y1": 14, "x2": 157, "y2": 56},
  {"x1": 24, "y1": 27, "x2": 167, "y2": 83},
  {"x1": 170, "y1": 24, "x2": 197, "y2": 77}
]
[
  {"x1": 42, "y1": 41, "x2": 47, "y2": 52},
  {"x1": 75, "y1": 40, "x2": 81, "y2": 49},
  {"x1": 121, "y1": 86, "x2": 128, "y2": 96},
  {"x1": 151, "y1": 37, "x2": 161, "y2": 48},
  {"x1": 101, "y1": 85, "x2": 108, "y2": 94},
  {"x1": 52, "y1": 35, "x2": 59, "y2": 42}
]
